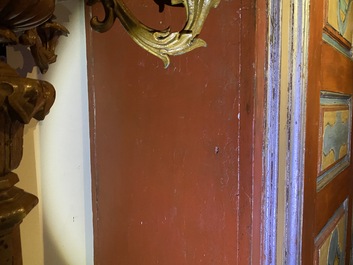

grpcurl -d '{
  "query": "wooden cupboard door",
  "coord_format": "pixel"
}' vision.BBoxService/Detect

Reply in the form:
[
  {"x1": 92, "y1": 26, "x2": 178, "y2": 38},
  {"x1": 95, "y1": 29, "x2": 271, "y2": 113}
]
[
  {"x1": 304, "y1": 0, "x2": 353, "y2": 263},
  {"x1": 85, "y1": 1, "x2": 265, "y2": 264}
]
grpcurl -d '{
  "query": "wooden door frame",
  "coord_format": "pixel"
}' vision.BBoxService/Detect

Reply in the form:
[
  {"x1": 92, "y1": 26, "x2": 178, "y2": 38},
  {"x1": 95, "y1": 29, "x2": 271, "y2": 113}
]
[
  {"x1": 262, "y1": 0, "x2": 310, "y2": 264},
  {"x1": 84, "y1": 0, "x2": 311, "y2": 263}
]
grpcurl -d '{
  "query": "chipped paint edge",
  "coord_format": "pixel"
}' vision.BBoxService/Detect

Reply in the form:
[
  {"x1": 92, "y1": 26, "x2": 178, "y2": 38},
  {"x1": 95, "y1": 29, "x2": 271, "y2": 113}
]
[
  {"x1": 263, "y1": 0, "x2": 282, "y2": 263},
  {"x1": 283, "y1": 1, "x2": 310, "y2": 264}
]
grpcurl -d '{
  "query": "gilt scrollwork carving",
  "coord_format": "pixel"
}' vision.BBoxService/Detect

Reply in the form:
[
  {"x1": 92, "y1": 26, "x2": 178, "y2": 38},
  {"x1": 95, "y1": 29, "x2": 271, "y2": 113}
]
[{"x1": 86, "y1": 0, "x2": 220, "y2": 67}]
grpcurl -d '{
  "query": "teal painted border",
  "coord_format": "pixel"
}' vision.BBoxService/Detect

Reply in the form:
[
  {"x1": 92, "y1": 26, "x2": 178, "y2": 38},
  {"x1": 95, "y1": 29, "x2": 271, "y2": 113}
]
[
  {"x1": 322, "y1": 33, "x2": 352, "y2": 59},
  {"x1": 317, "y1": 92, "x2": 352, "y2": 191}
]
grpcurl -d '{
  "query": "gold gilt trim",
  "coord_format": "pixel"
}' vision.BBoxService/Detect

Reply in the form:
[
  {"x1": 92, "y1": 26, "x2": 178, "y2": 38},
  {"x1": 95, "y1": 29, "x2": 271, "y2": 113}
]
[{"x1": 86, "y1": 0, "x2": 220, "y2": 67}]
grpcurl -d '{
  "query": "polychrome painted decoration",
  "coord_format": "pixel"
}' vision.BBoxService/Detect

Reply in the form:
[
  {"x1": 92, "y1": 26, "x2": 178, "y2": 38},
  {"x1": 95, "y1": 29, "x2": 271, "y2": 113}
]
[
  {"x1": 327, "y1": 0, "x2": 353, "y2": 42},
  {"x1": 323, "y1": 0, "x2": 353, "y2": 57},
  {"x1": 317, "y1": 92, "x2": 351, "y2": 191},
  {"x1": 315, "y1": 200, "x2": 348, "y2": 265},
  {"x1": 321, "y1": 106, "x2": 349, "y2": 171}
]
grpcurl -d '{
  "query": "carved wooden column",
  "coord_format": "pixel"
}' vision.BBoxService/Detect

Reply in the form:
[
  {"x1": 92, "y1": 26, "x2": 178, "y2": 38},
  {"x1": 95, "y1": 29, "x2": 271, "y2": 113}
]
[{"x1": 0, "y1": 1, "x2": 68, "y2": 264}]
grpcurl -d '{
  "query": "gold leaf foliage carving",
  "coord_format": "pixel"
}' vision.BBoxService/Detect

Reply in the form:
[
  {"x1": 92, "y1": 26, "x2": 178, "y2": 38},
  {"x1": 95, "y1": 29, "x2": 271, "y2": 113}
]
[
  {"x1": 0, "y1": 62, "x2": 55, "y2": 124},
  {"x1": 86, "y1": 0, "x2": 220, "y2": 67}
]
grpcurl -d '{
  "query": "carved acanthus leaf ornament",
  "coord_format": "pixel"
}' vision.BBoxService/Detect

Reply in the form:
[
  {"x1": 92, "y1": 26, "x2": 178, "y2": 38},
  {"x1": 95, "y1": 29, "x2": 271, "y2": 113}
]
[
  {"x1": 0, "y1": 0, "x2": 69, "y2": 74},
  {"x1": 86, "y1": 0, "x2": 220, "y2": 67}
]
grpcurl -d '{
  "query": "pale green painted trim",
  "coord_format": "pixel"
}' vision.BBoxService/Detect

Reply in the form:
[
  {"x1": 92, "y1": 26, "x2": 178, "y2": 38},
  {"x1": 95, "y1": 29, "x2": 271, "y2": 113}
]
[{"x1": 322, "y1": 33, "x2": 352, "y2": 59}]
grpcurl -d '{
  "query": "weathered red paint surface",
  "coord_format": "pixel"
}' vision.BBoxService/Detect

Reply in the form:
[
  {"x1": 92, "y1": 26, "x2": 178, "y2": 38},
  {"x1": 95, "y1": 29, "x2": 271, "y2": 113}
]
[{"x1": 85, "y1": 1, "x2": 263, "y2": 264}]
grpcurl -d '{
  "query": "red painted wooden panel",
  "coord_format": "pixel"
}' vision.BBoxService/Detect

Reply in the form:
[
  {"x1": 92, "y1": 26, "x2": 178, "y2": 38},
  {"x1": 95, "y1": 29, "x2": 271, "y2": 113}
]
[{"x1": 85, "y1": 1, "x2": 264, "y2": 264}]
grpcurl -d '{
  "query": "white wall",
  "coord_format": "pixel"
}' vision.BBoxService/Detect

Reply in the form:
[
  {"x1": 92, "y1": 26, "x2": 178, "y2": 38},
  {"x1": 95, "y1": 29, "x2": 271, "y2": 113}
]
[{"x1": 12, "y1": 1, "x2": 93, "y2": 264}]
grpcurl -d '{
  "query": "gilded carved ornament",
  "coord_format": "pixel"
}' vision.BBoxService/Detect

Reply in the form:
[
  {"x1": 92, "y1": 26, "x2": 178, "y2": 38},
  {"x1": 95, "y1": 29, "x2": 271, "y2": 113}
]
[
  {"x1": 0, "y1": 1, "x2": 69, "y2": 122},
  {"x1": 86, "y1": 0, "x2": 220, "y2": 67},
  {"x1": 0, "y1": 1, "x2": 68, "y2": 263}
]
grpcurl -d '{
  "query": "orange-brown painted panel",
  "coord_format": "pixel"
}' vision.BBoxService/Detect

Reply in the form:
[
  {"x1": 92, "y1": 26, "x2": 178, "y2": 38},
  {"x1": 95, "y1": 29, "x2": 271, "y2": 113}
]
[{"x1": 304, "y1": 0, "x2": 353, "y2": 263}]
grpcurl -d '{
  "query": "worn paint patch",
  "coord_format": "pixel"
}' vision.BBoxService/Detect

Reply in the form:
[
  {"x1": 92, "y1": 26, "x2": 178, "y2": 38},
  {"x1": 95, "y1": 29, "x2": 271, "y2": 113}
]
[
  {"x1": 317, "y1": 92, "x2": 351, "y2": 191},
  {"x1": 315, "y1": 200, "x2": 348, "y2": 265},
  {"x1": 321, "y1": 109, "x2": 349, "y2": 171}
]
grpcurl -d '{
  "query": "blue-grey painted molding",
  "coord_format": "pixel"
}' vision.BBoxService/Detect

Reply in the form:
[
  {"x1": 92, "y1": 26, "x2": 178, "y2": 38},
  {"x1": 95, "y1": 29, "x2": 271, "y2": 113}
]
[
  {"x1": 263, "y1": 0, "x2": 310, "y2": 264},
  {"x1": 263, "y1": 0, "x2": 281, "y2": 264},
  {"x1": 283, "y1": 1, "x2": 309, "y2": 264}
]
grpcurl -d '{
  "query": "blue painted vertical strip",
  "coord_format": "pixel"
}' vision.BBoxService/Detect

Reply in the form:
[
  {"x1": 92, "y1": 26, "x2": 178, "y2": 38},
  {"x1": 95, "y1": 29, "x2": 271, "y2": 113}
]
[
  {"x1": 263, "y1": 0, "x2": 309, "y2": 264},
  {"x1": 285, "y1": 1, "x2": 309, "y2": 264},
  {"x1": 263, "y1": 0, "x2": 281, "y2": 264}
]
